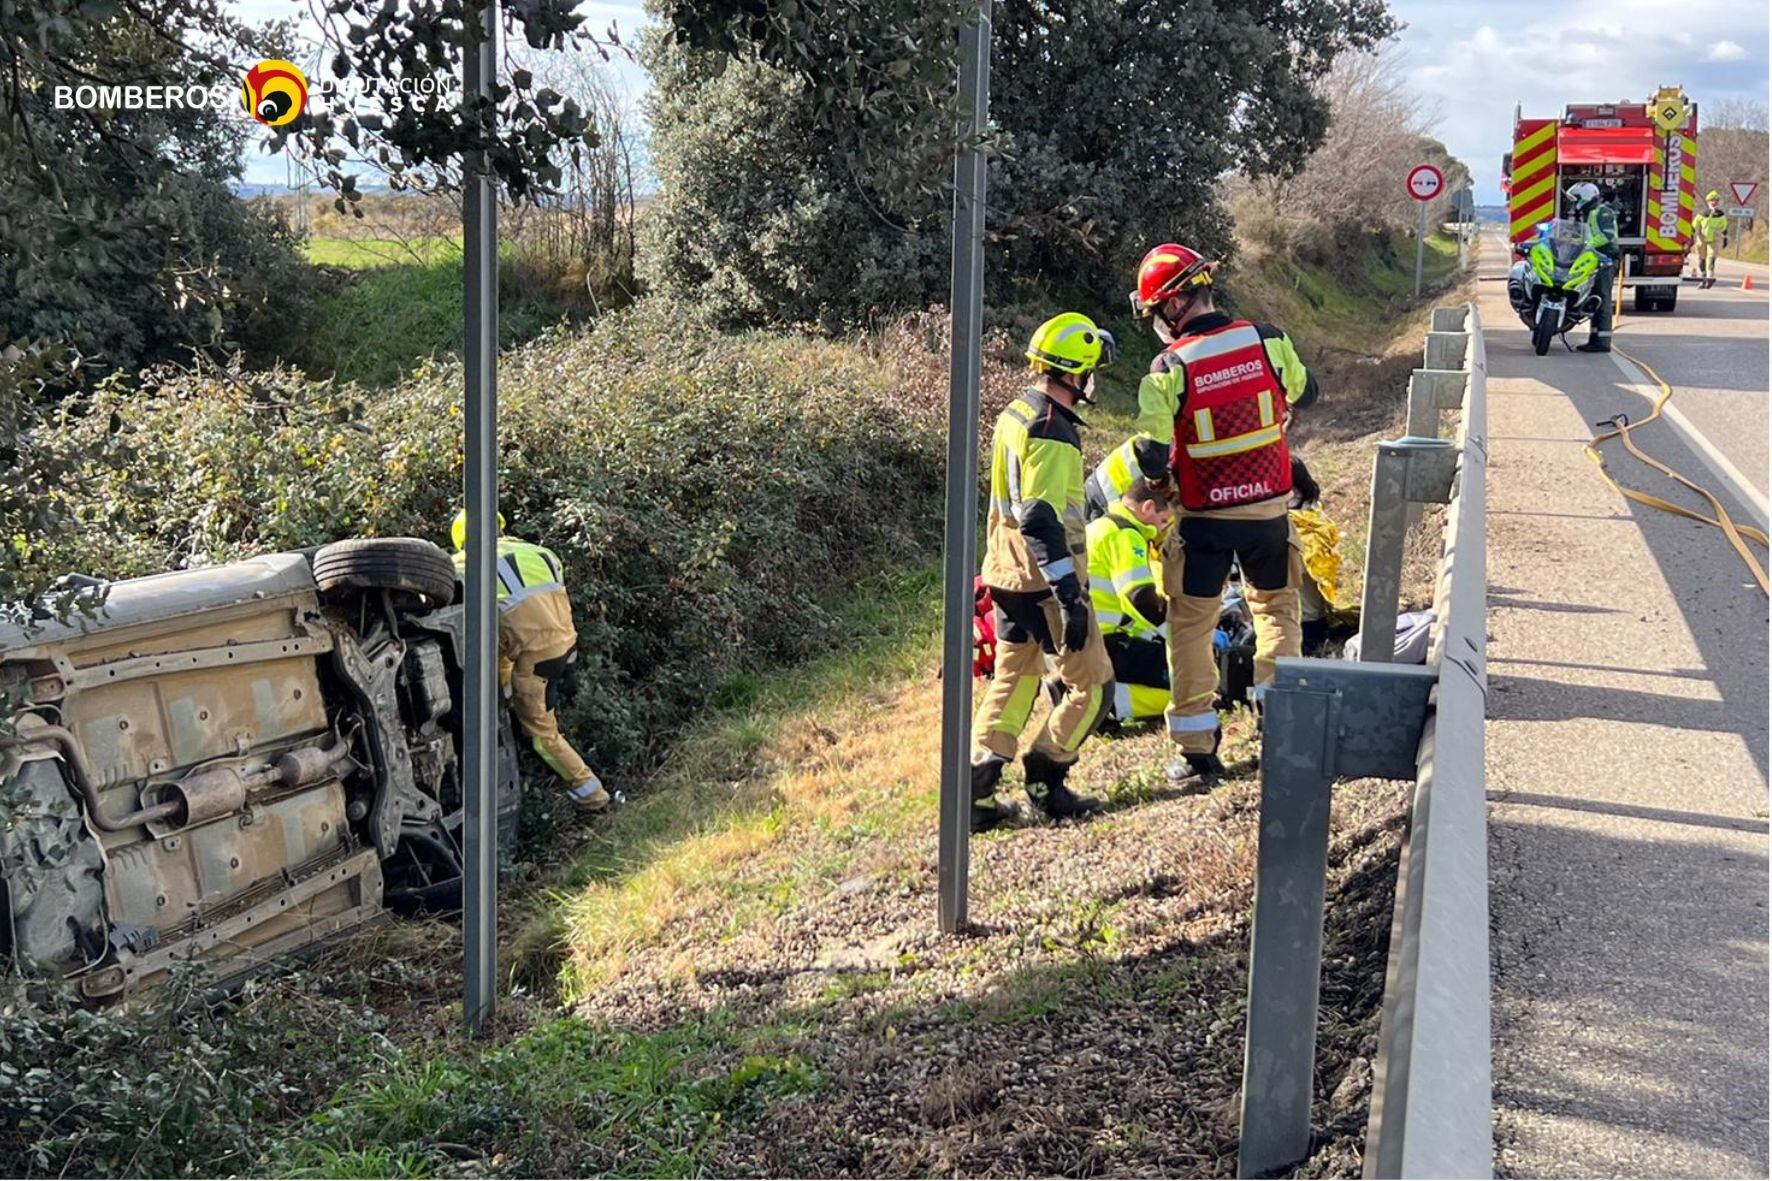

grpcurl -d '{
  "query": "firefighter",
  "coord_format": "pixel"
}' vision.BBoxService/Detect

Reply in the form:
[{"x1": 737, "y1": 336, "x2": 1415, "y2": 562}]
[
  {"x1": 970, "y1": 312, "x2": 1118, "y2": 831},
  {"x1": 1128, "y1": 243, "x2": 1318, "y2": 784},
  {"x1": 450, "y1": 510, "x2": 609, "y2": 811},
  {"x1": 1693, "y1": 191, "x2": 1730, "y2": 289},
  {"x1": 1086, "y1": 476, "x2": 1174, "y2": 724},
  {"x1": 1084, "y1": 432, "x2": 1170, "y2": 521},
  {"x1": 1567, "y1": 181, "x2": 1619, "y2": 353}
]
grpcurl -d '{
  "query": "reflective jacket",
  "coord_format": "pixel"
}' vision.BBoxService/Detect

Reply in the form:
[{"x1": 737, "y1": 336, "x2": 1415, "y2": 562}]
[
  {"x1": 451, "y1": 536, "x2": 567, "y2": 611},
  {"x1": 1695, "y1": 209, "x2": 1729, "y2": 245},
  {"x1": 1085, "y1": 504, "x2": 1162, "y2": 639},
  {"x1": 1084, "y1": 434, "x2": 1171, "y2": 520},
  {"x1": 981, "y1": 388, "x2": 1090, "y2": 594},
  {"x1": 1135, "y1": 312, "x2": 1316, "y2": 512},
  {"x1": 1585, "y1": 202, "x2": 1620, "y2": 261}
]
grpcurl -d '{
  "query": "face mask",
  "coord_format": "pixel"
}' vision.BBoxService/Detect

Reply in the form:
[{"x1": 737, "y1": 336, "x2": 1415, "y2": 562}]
[{"x1": 1153, "y1": 315, "x2": 1178, "y2": 345}]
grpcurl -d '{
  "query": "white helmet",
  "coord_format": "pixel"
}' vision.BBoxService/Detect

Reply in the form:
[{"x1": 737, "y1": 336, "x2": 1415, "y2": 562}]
[{"x1": 1565, "y1": 181, "x2": 1601, "y2": 208}]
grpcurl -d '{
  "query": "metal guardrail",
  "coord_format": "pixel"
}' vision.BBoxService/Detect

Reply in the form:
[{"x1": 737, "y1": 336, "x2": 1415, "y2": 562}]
[{"x1": 1237, "y1": 304, "x2": 1491, "y2": 1179}]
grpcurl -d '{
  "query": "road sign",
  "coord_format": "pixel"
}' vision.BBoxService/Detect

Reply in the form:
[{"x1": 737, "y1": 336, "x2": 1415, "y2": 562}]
[
  {"x1": 1729, "y1": 180, "x2": 1758, "y2": 206},
  {"x1": 1406, "y1": 163, "x2": 1445, "y2": 202},
  {"x1": 1727, "y1": 206, "x2": 1754, "y2": 219},
  {"x1": 1406, "y1": 164, "x2": 1443, "y2": 297}
]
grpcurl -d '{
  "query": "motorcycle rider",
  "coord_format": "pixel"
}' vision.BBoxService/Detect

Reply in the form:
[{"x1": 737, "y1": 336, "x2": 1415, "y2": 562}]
[
  {"x1": 1566, "y1": 181, "x2": 1619, "y2": 353},
  {"x1": 1692, "y1": 190, "x2": 1729, "y2": 289}
]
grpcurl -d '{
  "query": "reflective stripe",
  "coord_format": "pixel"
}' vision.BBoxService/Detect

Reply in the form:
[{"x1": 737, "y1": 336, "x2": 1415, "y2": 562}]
[
  {"x1": 1113, "y1": 683, "x2": 1132, "y2": 719},
  {"x1": 1184, "y1": 422, "x2": 1284, "y2": 459},
  {"x1": 1094, "y1": 608, "x2": 1126, "y2": 631},
  {"x1": 1193, "y1": 407, "x2": 1215, "y2": 443},
  {"x1": 1059, "y1": 685, "x2": 1102, "y2": 750},
  {"x1": 1257, "y1": 388, "x2": 1275, "y2": 427},
  {"x1": 1248, "y1": 682, "x2": 1268, "y2": 706},
  {"x1": 1005, "y1": 448, "x2": 1026, "y2": 519},
  {"x1": 567, "y1": 774, "x2": 605, "y2": 800},
  {"x1": 1172, "y1": 325, "x2": 1260, "y2": 363},
  {"x1": 1113, "y1": 565, "x2": 1154, "y2": 592},
  {"x1": 498, "y1": 579, "x2": 564, "y2": 612},
  {"x1": 496, "y1": 555, "x2": 523, "y2": 597},
  {"x1": 991, "y1": 496, "x2": 1017, "y2": 517},
  {"x1": 1167, "y1": 710, "x2": 1219, "y2": 734},
  {"x1": 1040, "y1": 556, "x2": 1075, "y2": 582}
]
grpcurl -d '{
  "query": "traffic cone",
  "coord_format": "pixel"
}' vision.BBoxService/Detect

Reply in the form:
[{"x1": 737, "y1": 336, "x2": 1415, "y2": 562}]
[{"x1": 1744, "y1": 273, "x2": 1755, "y2": 291}]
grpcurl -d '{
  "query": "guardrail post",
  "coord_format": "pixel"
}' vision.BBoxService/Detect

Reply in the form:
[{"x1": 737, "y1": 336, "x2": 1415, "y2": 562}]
[
  {"x1": 1238, "y1": 660, "x2": 1438, "y2": 1179},
  {"x1": 1357, "y1": 439, "x2": 1457, "y2": 662},
  {"x1": 1237, "y1": 679, "x2": 1336, "y2": 1178},
  {"x1": 1423, "y1": 331, "x2": 1467, "y2": 371},
  {"x1": 1404, "y1": 369, "x2": 1469, "y2": 442}
]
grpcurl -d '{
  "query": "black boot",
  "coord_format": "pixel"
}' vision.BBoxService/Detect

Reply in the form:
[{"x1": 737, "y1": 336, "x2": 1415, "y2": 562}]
[
  {"x1": 970, "y1": 756, "x2": 1017, "y2": 832},
  {"x1": 1577, "y1": 339, "x2": 1610, "y2": 353},
  {"x1": 1022, "y1": 749, "x2": 1103, "y2": 819}
]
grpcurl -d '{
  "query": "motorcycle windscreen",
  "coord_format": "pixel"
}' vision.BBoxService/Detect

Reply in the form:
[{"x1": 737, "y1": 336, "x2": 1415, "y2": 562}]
[
  {"x1": 1544, "y1": 219, "x2": 1589, "y2": 269},
  {"x1": 1557, "y1": 127, "x2": 1656, "y2": 165}
]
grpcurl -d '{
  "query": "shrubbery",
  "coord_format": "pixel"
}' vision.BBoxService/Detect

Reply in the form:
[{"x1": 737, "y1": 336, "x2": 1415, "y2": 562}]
[{"x1": 37, "y1": 308, "x2": 950, "y2": 774}]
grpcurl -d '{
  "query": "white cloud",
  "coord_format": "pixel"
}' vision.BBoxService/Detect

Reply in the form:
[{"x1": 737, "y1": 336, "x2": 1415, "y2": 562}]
[{"x1": 1389, "y1": 0, "x2": 1770, "y2": 204}]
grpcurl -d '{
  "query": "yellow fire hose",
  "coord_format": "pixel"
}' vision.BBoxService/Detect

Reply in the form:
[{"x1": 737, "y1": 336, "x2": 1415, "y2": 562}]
[{"x1": 1583, "y1": 330, "x2": 1769, "y2": 596}]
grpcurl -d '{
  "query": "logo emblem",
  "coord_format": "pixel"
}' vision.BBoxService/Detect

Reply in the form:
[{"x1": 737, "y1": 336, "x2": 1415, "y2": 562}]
[
  {"x1": 241, "y1": 59, "x2": 307, "y2": 126},
  {"x1": 1647, "y1": 88, "x2": 1688, "y2": 135}
]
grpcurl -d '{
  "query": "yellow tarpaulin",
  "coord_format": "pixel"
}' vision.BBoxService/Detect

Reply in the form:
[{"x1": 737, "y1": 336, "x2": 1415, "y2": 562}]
[{"x1": 1291, "y1": 507, "x2": 1342, "y2": 605}]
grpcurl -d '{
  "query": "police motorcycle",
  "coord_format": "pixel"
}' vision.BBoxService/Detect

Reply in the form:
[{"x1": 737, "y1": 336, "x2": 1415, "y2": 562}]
[{"x1": 1507, "y1": 218, "x2": 1603, "y2": 356}]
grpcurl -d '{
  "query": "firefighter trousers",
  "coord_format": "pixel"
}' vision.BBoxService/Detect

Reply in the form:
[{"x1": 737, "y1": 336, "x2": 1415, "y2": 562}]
[
  {"x1": 1161, "y1": 509, "x2": 1302, "y2": 754},
  {"x1": 500, "y1": 590, "x2": 596, "y2": 788},
  {"x1": 1696, "y1": 242, "x2": 1719, "y2": 279},
  {"x1": 972, "y1": 586, "x2": 1114, "y2": 766}
]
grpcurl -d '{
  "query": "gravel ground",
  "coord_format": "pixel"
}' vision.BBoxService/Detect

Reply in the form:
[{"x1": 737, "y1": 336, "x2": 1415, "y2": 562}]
[{"x1": 571, "y1": 711, "x2": 1410, "y2": 1178}]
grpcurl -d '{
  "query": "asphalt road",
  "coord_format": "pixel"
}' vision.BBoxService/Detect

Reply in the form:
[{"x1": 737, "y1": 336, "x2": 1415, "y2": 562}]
[
  {"x1": 1605, "y1": 254, "x2": 1770, "y2": 520},
  {"x1": 1481, "y1": 226, "x2": 1770, "y2": 1178}
]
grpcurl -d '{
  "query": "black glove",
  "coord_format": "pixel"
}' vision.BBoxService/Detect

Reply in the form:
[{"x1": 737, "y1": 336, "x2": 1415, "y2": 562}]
[
  {"x1": 1290, "y1": 455, "x2": 1320, "y2": 505},
  {"x1": 1052, "y1": 572, "x2": 1090, "y2": 654}
]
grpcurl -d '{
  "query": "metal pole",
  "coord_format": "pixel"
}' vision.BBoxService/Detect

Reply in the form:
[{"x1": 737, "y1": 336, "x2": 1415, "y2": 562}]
[
  {"x1": 1414, "y1": 199, "x2": 1427, "y2": 297},
  {"x1": 1238, "y1": 677, "x2": 1336, "y2": 1178},
  {"x1": 461, "y1": 0, "x2": 500, "y2": 1034},
  {"x1": 937, "y1": 0, "x2": 990, "y2": 936}
]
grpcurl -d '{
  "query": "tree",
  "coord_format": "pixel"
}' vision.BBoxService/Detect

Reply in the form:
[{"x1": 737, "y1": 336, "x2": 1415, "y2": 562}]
[
  {"x1": 1266, "y1": 50, "x2": 1468, "y2": 238},
  {"x1": 642, "y1": 0, "x2": 1398, "y2": 328},
  {"x1": 0, "y1": 1, "x2": 311, "y2": 376},
  {"x1": 1697, "y1": 99, "x2": 1767, "y2": 213}
]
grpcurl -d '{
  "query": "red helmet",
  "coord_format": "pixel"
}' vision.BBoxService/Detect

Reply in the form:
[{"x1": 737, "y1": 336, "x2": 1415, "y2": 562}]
[{"x1": 1130, "y1": 242, "x2": 1215, "y2": 318}]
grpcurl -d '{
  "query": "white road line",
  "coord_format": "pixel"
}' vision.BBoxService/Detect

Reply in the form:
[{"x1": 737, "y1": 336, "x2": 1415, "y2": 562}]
[{"x1": 1607, "y1": 349, "x2": 1772, "y2": 531}]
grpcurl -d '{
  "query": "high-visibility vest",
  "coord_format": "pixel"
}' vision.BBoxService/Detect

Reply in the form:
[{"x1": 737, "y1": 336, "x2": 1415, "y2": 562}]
[
  {"x1": 1162, "y1": 321, "x2": 1293, "y2": 511},
  {"x1": 1085, "y1": 504, "x2": 1160, "y2": 638},
  {"x1": 451, "y1": 537, "x2": 566, "y2": 611},
  {"x1": 1695, "y1": 210, "x2": 1728, "y2": 245}
]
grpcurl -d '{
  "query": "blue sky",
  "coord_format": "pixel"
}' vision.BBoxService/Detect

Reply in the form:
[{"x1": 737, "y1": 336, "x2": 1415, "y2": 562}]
[{"x1": 235, "y1": 0, "x2": 1767, "y2": 204}]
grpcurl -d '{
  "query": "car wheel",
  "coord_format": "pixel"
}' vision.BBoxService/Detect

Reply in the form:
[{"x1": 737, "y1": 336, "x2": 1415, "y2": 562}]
[{"x1": 312, "y1": 537, "x2": 457, "y2": 606}]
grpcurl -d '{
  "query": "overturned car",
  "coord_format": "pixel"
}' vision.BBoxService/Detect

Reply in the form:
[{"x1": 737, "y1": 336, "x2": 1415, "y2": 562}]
[{"x1": 0, "y1": 539, "x2": 520, "y2": 1001}]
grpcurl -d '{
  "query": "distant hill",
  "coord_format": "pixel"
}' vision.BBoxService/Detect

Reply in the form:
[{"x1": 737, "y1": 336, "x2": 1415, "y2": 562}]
[{"x1": 1477, "y1": 204, "x2": 1508, "y2": 225}]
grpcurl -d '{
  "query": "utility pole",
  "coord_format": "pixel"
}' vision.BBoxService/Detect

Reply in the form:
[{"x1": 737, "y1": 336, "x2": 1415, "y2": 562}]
[
  {"x1": 936, "y1": 0, "x2": 991, "y2": 935},
  {"x1": 461, "y1": 0, "x2": 501, "y2": 1034}
]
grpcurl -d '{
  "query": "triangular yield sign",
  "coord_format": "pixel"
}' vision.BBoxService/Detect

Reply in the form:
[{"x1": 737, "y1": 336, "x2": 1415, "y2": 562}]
[{"x1": 1730, "y1": 180, "x2": 1758, "y2": 205}]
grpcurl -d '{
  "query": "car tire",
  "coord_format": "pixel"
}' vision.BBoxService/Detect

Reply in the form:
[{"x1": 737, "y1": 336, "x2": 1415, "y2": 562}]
[{"x1": 312, "y1": 537, "x2": 457, "y2": 606}]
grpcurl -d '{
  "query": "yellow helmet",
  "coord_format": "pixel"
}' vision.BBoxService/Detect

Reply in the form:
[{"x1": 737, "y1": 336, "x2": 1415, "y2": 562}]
[
  {"x1": 1026, "y1": 312, "x2": 1118, "y2": 376},
  {"x1": 1706, "y1": 189, "x2": 1722, "y2": 202},
  {"x1": 450, "y1": 508, "x2": 506, "y2": 551}
]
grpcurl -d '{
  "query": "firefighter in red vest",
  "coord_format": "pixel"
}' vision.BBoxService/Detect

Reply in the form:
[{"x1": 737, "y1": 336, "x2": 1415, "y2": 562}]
[{"x1": 1128, "y1": 243, "x2": 1319, "y2": 785}]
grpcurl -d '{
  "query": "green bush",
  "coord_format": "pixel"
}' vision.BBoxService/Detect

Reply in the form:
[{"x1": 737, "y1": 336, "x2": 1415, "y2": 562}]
[
  {"x1": 41, "y1": 308, "x2": 949, "y2": 776},
  {"x1": 642, "y1": 0, "x2": 1397, "y2": 330},
  {"x1": 0, "y1": 970, "x2": 391, "y2": 1178}
]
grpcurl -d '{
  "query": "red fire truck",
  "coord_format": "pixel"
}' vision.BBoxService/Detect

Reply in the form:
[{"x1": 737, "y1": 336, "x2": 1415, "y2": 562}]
[{"x1": 1503, "y1": 87, "x2": 1697, "y2": 312}]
